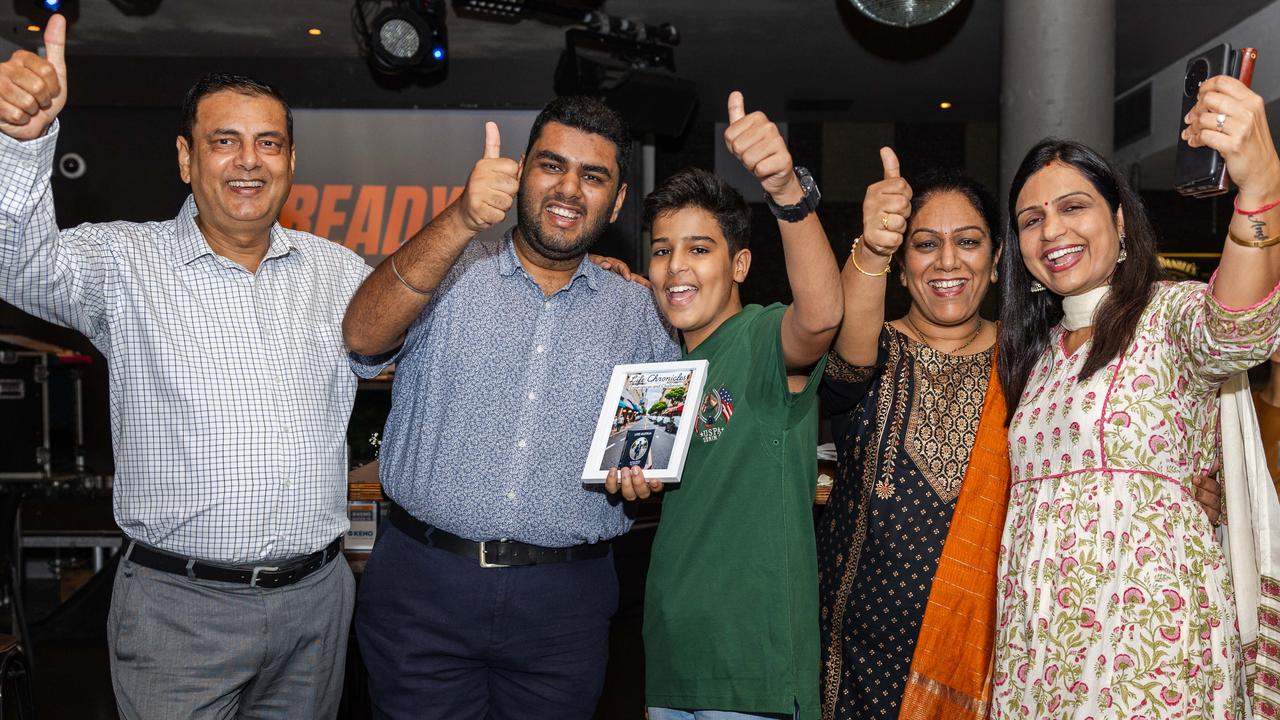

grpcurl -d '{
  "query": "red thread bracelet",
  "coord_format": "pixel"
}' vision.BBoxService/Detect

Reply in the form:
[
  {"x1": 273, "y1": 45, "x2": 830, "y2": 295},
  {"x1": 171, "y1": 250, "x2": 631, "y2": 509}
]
[{"x1": 1234, "y1": 195, "x2": 1280, "y2": 215}]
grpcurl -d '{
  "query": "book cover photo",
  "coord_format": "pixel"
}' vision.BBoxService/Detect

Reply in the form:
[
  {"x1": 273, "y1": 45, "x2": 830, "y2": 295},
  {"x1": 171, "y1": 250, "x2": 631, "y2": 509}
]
[{"x1": 581, "y1": 359, "x2": 708, "y2": 483}]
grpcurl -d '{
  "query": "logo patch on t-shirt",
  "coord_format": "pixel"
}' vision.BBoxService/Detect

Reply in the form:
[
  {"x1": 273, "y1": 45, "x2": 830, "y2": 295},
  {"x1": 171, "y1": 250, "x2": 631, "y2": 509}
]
[{"x1": 696, "y1": 385, "x2": 735, "y2": 443}]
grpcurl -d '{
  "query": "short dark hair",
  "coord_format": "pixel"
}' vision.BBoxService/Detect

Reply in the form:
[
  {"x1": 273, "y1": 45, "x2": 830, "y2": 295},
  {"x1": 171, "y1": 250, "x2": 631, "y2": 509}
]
[
  {"x1": 998, "y1": 138, "x2": 1160, "y2": 415},
  {"x1": 180, "y1": 73, "x2": 293, "y2": 147},
  {"x1": 525, "y1": 96, "x2": 632, "y2": 181},
  {"x1": 643, "y1": 167, "x2": 751, "y2": 255}
]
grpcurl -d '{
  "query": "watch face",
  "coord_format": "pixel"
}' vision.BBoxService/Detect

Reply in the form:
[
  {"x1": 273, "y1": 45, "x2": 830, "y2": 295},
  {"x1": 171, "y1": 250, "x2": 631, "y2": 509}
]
[{"x1": 796, "y1": 167, "x2": 820, "y2": 207}]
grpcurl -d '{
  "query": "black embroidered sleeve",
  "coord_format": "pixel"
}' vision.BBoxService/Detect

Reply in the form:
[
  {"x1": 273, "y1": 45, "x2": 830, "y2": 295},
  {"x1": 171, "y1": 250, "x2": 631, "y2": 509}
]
[{"x1": 825, "y1": 350, "x2": 876, "y2": 384}]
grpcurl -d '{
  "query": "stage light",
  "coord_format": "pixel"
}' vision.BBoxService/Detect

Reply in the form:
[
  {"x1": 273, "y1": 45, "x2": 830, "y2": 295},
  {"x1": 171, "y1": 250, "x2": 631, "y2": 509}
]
[
  {"x1": 555, "y1": 28, "x2": 695, "y2": 138},
  {"x1": 363, "y1": 0, "x2": 448, "y2": 76},
  {"x1": 26, "y1": 23, "x2": 38, "y2": 31},
  {"x1": 307, "y1": 27, "x2": 322, "y2": 36},
  {"x1": 40, "y1": 0, "x2": 58, "y2": 10},
  {"x1": 939, "y1": 101, "x2": 952, "y2": 110}
]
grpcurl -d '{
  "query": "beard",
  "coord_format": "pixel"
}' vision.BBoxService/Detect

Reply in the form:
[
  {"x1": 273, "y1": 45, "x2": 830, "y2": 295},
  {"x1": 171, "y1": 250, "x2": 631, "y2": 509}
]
[{"x1": 515, "y1": 186, "x2": 614, "y2": 263}]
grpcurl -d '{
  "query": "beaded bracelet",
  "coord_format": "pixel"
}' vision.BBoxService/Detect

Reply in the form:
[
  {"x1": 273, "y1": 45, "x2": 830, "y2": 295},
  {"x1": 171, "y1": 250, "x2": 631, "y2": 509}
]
[
  {"x1": 1229, "y1": 230, "x2": 1280, "y2": 249},
  {"x1": 850, "y1": 236, "x2": 893, "y2": 277},
  {"x1": 1234, "y1": 195, "x2": 1280, "y2": 216}
]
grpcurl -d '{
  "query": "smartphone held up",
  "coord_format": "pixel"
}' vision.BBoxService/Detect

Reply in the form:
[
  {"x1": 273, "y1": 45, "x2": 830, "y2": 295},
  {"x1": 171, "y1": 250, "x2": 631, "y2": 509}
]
[{"x1": 1174, "y1": 43, "x2": 1258, "y2": 198}]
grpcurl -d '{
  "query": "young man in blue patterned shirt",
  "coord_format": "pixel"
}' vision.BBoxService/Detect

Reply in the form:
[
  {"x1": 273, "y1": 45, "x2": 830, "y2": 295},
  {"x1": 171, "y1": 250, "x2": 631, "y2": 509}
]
[{"x1": 343, "y1": 96, "x2": 677, "y2": 719}]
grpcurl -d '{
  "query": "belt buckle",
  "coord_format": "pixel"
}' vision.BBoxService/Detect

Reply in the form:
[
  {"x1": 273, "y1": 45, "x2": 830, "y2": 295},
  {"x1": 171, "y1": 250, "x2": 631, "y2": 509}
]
[
  {"x1": 478, "y1": 540, "x2": 511, "y2": 569},
  {"x1": 250, "y1": 565, "x2": 280, "y2": 587}
]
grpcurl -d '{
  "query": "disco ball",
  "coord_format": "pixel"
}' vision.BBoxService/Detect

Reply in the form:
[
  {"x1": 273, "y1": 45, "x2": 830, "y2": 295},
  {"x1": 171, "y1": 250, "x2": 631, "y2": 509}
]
[{"x1": 848, "y1": 0, "x2": 963, "y2": 28}]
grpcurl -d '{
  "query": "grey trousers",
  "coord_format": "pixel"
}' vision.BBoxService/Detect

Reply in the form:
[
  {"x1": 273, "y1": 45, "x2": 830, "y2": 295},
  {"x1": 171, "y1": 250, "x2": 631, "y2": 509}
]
[{"x1": 107, "y1": 548, "x2": 356, "y2": 720}]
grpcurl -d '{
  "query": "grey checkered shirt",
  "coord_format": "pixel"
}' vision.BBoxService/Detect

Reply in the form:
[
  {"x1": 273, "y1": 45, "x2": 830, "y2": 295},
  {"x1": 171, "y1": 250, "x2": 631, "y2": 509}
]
[{"x1": 0, "y1": 122, "x2": 371, "y2": 563}]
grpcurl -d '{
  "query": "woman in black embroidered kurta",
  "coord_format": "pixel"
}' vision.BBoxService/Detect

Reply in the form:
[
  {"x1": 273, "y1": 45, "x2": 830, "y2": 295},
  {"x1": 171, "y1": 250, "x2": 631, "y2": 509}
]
[{"x1": 816, "y1": 161, "x2": 1003, "y2": 720}]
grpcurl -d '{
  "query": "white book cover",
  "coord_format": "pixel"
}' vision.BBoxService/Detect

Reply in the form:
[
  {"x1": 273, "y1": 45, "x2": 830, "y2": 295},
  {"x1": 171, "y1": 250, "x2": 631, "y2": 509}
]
[{"x1": 582, "y1": 359, "x2": 709, "y2": 483}]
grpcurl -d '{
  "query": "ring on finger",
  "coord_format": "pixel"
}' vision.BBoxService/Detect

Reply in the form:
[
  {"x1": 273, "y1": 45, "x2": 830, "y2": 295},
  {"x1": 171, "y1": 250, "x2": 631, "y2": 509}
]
[
  {"x1": 1216, "y1": 112, "x2": 1227, "y2": 132},
  {"x1": 881, "y1": 214, "x2": 892, "y2": 230}
]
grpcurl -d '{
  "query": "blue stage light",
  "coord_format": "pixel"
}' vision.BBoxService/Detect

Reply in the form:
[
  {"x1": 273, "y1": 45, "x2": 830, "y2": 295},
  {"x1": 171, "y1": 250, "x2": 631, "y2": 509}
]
[
  {"x1": 41, "y1": 0, "x2": 61, "y2": 10},
  {"x1": 432, "y1": 47, "x2": 445, "y2": 60}
]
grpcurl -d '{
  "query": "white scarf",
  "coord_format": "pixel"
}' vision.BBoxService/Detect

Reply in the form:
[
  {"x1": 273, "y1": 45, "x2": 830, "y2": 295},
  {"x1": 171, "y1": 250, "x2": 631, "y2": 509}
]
[
  {"x1": 1218, "y1": 372, "x2": 1280, "y2": 718},
  {"x1": 1060, "y1": 285, "x2": 1111, "y2": 331}
]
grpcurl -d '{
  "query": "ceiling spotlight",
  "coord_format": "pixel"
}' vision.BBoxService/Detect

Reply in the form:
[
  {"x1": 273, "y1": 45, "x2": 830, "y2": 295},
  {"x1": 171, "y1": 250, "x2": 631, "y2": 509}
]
[
  {"x1": 26, "y1": 23, "x2": 38, "y2": 31},
  {"x1": 939, "y1": 101, "x2": 953, "y2": 109},
  {"x1": 307, "y1": 27, "x2": 322, "y2": 36},
  {"x1": 366, "y1": 0, "x2": 448, "y2": 75}
]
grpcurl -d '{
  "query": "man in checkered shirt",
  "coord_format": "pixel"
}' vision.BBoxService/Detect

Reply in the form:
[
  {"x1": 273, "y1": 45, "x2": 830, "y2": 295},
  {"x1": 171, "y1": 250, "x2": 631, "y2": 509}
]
[{"x1": 0, "y1": 17, "x2": 369, "y2": 719}]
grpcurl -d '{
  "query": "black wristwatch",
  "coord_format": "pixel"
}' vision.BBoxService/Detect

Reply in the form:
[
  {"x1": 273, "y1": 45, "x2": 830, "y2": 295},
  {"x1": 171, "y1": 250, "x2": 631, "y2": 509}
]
[{"x1": 764, "y1": 166, "x2": 821, "y2": 222}]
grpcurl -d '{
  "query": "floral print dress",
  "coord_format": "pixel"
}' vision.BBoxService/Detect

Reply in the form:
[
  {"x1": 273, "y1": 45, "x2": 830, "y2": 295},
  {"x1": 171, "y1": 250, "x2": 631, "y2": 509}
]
[{"x1": 994, "y1": 281, "x2": 1280, "y2": 719}]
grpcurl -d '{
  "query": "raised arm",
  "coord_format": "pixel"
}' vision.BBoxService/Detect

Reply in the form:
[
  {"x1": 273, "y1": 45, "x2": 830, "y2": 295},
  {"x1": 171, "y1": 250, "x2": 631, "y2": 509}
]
[
  {"x1": 722, "y1": 91, "x2": 842, "y2": 370},
  {"x1": 342, "y1": 121, "x2": 519, "y2": 356},
  {"x1": 832, "y1": 147, "x2": 909, "y2": 366},
  {"x1": 0, "y1": 16, "x2": 112, "y2": 339},
  {"x1": 1183, "y1": 75, "x2": 1280, "y2": 307}
]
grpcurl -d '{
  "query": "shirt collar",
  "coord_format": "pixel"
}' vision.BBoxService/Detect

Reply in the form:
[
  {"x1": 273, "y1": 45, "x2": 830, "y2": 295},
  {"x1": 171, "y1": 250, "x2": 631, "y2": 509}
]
[
  {"x1": 496, "y1": 228, "x2": 600, "y2": 292},
  {"x1": 169, "y1": 195, "x2": 296, "y2": 268}
]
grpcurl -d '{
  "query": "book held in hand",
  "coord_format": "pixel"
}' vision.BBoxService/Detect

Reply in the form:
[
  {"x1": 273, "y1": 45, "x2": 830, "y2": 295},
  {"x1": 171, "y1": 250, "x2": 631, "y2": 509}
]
[{"x1": 581, "y1": 360, "x2": 709, "y2": 483}]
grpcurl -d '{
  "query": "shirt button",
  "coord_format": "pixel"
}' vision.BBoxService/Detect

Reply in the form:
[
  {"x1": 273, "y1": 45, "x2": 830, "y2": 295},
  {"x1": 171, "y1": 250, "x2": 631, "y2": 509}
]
[
  {"x1": 536, "y1": 344, "x2": 545, "y2": 353},
  {"x1": 517, "y1": 439, "x2": 527, "y2": 448},
  {"x1": 528, "y1": 391, "x2": 538, "y2": 401},
  {"x1": 506, "y1": 491, "x2": 516, "y2": 500},
  {"x1": 282, "y1": 480, "x2": 293, "y2": 488}
]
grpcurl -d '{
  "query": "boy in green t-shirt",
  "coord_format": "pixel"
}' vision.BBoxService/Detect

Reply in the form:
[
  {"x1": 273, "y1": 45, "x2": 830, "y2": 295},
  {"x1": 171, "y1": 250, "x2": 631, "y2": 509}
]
[{"x1": 604, "y1": 92, "x2": 842, "y2": 720}]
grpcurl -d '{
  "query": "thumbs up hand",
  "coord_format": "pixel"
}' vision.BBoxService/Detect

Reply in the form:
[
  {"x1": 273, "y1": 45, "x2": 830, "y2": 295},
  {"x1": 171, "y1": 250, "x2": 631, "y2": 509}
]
[
  {"x1": 0, "y1": 14, "x2": 67, "y2": 141},
  {"x1": 722, "y1": 91, "x2": 801, "y2": 204},
  {"x1": 860, "y1": 147, "x2": 911, "y2": 257},
  {"x1": 457, "y1": 121, "x2": 521, "y2": 234}
]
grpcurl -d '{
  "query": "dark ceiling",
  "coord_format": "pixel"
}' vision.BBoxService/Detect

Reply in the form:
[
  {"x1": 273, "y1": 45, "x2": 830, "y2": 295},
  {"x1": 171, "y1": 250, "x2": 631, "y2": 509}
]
[{"x1": 0, "y1": 0, "x2": 1274, "y2": 122}]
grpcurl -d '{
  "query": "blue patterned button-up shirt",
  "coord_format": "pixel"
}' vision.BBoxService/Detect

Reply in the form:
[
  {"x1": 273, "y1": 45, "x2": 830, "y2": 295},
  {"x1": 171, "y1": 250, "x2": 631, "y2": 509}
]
[
  {"x1": 353, "y1": 230, "x2": 678, "y2": 547},
  {"x1": 0, "y1": 123, "x2": 372, "y2": 563}
]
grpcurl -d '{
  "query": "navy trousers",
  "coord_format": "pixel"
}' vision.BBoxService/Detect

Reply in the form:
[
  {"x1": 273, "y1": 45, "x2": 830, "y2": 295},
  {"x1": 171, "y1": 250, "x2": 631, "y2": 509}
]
[{"x1": 355, "y1": 521, "x2": 618, "y2": 720}]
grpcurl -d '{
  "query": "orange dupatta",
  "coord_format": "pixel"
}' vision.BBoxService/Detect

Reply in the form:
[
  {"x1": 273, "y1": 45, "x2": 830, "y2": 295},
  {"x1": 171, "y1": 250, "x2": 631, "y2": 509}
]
[{"x1": 897, "y1": 358, "x2": 1010, "y2": 720}]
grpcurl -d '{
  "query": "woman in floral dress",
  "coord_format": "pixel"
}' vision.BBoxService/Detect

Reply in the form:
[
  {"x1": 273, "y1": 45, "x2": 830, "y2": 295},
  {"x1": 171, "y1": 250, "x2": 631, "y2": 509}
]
[{"x1": 994, "y1": 76, "x2": 1280, "y2": 718}]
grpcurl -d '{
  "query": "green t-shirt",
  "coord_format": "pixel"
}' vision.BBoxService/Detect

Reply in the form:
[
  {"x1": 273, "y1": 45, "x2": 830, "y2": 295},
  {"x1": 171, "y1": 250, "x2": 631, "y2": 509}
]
[{"x1": 643, "y1": 303, "x2": 823, "y2": 719}]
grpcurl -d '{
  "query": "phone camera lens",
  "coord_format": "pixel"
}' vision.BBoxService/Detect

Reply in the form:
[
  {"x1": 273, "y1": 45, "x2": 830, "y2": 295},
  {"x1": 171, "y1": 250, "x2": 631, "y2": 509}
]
[{"x1": 1185, "y1": 58, "x2": 1210, "y2": 97}]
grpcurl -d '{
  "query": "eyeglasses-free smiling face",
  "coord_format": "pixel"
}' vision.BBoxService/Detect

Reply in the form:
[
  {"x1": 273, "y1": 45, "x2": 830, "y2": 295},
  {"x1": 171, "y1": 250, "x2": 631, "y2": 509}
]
[
  {"x1": 515, "y1": 121, "x2": 627, "y2": 262},
  {"x1": 900, "y1": 190, "x2": 997, "y2": 329},
  {"x1": 648, "y1": 206, "x2": 749, "y2": 350},
  {"x1": 1014, "y1": 161, "x2": 1125, "y2": 297},
  {"x1": 177, "y1": 89, "x2": 295, "y2": 242}
]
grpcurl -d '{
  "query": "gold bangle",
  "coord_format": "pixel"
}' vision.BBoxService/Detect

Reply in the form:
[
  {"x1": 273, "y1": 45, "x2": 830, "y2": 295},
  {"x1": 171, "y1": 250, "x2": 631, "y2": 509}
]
[
  {"x1": 849, "y1": 236, "x2": 893, "y2": 277},
  {"x1": 1229, "y1": 230, "x2": 1280, "y2": 249}
]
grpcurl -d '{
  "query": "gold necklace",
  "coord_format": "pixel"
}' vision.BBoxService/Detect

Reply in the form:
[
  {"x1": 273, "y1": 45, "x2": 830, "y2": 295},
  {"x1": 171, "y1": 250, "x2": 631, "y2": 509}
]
[{"x1": 904, "y1": 314, "x2": 984, "y2": 355}]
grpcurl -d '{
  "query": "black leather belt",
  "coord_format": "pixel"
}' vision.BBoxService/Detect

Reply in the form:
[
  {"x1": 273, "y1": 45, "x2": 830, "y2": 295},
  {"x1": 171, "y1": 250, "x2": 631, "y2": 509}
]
[
  {"x1": 389, "y1": 503, "x2": 610, "y2": 568},
  {"x1": 124, "y1": 537, "x2": 343, "y2": 589}
]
